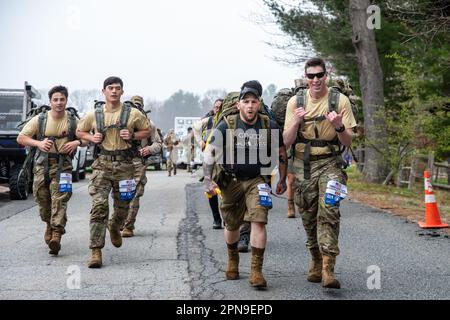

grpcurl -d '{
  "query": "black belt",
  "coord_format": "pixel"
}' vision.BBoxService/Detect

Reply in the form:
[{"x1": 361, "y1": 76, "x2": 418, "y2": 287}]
[
  {"x1": 309, "y1": 153, "x2": 334, "y2": 161},
  {"x1": 98, "y1": 154, "x2": 132, "y2": 162},
  {"x1": 99, "y1": 148, "x2": 134, "y2": 156}
]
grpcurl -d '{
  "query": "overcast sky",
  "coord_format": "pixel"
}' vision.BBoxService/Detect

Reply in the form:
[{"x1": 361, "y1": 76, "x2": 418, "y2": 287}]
[{"x1": 0, "y1": 0, "x2": 304, "y2": 100}]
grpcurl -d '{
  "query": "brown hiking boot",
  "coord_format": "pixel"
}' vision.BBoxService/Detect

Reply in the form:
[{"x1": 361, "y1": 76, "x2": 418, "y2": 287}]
[
  {"x1": 109, "y1": 225, "x2": 122, "y2": 248},
  {"x1": 87, "y1": 249, "x2": 102, "y2": 268},
  {"x1": 48, "y1": 231, "x2": 62, "y2": 255},
  {"x1": 225, "y1": 246, "x2": 239, "y2": 280},
  {"x1": 122, "y1": 228, "x2": 134, "y2": 238},
  {"x1": 322, "y1": 254, "x2": 341, "y2": 289},
  {"x1": 249, "y1": 247, "x2": 267, "y2": 289},
  {"x1": 307, "y1": 248, "x2": 322, "y2": 283},
  {"x1": 44, "y1": 223, "x2": 52, "y2": 244},
  {"x1": 287, "y1": 199, "x2": 296, "y2": 218}
]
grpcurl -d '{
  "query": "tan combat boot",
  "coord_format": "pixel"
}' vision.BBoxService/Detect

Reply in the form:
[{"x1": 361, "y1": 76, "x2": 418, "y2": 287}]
[
  {"x1": 109, "y1": 225, "x2": 122, "y2": 248},
  {"x1": 225, "y1": 244, "x2": 239, "y2": 280},
  {"x1": 249, "y1": 247, "x2": 267, "y2": 289},
  {"x1": 287, "y1": 199, "x2": 296, "y2": 218},
  {"x1": 168, "y1": 170, "x2": 172, "y2": 177},
  {"x1": 44, "y1": 223, "x2": 52, "y2": 244},
  {"x1": 322, "y1": 254, "x2": 341, "y2": 289},
  {"x1": 87, "y1": 249, "x2": 102, "y2": 268},
  {"x1": 121, "y1": 228, "x2": 134, "y2": 238},
  {"x1": 307, "y1": 248, "x2": 322, "y2": 283},
  {"x1": 48, "y1": 231, "x2": 62, "y2": 255}
]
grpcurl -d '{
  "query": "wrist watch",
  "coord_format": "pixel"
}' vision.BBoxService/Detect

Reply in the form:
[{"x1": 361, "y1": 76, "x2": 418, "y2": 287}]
[{"x1": 335, "y1": 125, "x2": 345, "y2": 133}]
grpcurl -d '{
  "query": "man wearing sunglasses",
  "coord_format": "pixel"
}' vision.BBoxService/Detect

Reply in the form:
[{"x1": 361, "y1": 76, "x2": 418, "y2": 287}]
[{"x1": 283, "y1": 58, "x2": 356, "y2": 289}]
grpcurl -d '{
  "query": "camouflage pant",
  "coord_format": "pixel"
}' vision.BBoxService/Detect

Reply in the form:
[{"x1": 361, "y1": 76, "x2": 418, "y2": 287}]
[
  {"x1": 33, "y1": 159, "x2": 72, "y2": 234},
  {"x1": 88, "y1": 156, "x2": 134, "y2": 249},
  {"x1": 167, "y1": 150, "x2": 177, "y2": 172},
  {"x1": 294, "y1": 157, "x2": 347, "y2": 257},
  {"x1": 123, "y1": 158, "x2": 148, "y2": 230}
]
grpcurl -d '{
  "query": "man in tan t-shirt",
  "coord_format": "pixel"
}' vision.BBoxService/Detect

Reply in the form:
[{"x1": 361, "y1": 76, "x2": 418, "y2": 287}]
[
  {"x1": 76, "y1": 76, "x2": 150, "y2": 268},
  {"x1": 164, "y1": 129, "x2": 180, "y2": 176},
  {"x1": 284, "y1": 58, "x2": 356, "y2": 289},
  {"x1": 18, "y1": 85, "x2": 84, "y2": 256}
]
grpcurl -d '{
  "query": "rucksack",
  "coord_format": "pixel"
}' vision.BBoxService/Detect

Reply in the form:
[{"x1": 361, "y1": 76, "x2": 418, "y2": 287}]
[
  {"x1": 18, "y1": 104, "x2": 79, "y2": 143},
  {"x1": 212, "y1": 91, "x2": 275, "y2": 129},
  {"x1": 94, "y1": 100, "x2": 133, "y2": 134},
  {"x1": 271, "y1": 83, "x2": 309, "y2": 131},
  {"x1": 271, "y1": 88, "x2": 295, "y2": 131},
  {"x1": 204, "y1": 90, "x2": 277, "y2": 187},
  {"x1": 18, "y1": 104, "x2": 80, "y2": 186},
  {"x1": 293, "y1": 80, "x2": 359, "y2": 179}
]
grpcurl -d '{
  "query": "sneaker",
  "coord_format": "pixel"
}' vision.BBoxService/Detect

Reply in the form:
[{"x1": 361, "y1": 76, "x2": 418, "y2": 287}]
[{"x1": 238, "y1": 233, "x2": 249, "y2": 253}]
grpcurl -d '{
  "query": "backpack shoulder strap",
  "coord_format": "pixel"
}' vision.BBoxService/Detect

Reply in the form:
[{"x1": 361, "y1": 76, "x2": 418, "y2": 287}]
[
  {"x1": 224, "y1": 114, "x2": 238, "y2": 130},
  {"x1": 328, "y1": 87, "x2": 340, "y2": 113},
  {"x1": 38, "y1": 111, "x2": 48, "y2": 140},
  {"x1": 259, "y1": 114, "x2": 272, "y2": 152},
  {"x1": 296, "y1": 88, "x2": 307, "y2": 109},
  {"x1": 207, "y1": 116, "x2": 214, "y2": 130},
  {"x1": 94, "y1": 101, "x2": 105, "y2": 133},
  {"x1": 119, "y1": 102, "x2": 132, "y2": 129},
  {"x1": 66, "y1": 109, "x2": 77, "y2": 141}
]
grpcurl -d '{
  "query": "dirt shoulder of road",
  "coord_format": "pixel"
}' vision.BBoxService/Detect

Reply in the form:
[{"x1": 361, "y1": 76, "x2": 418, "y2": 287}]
[{"x1": 346, "y1": 166, "x2": 450, "y2": 235}]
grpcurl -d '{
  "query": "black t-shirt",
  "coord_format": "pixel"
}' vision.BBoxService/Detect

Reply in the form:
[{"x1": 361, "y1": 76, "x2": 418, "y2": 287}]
[{"x1": 211, "y1": 115, "x2": 284, "y2": 179}]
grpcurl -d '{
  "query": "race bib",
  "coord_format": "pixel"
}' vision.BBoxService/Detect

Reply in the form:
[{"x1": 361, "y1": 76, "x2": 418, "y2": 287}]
[
  {"x1": 257, "y1": 183, "x2": 273, "y2": 208},
  {"x1": 119, "y1": 179, "x2": 137, "y2": 201},
  {"x1": 59, "y1": 173, "x2": 72, "y2": 193},
  {"x1": 324, "y1": 180, "x2": 347, "y2": 206}
]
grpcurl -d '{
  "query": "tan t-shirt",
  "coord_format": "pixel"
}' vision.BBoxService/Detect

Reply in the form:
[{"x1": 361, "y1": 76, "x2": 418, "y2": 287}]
[
  {"x1": 284, "y1": 89, "x2": 357, "y2": 157},
  {"x1": 20, "y1": 112, "x2": 77, "y2": 153},
  {"x1": 77, "y1": 104, "x2": 149, "y2": 151}
]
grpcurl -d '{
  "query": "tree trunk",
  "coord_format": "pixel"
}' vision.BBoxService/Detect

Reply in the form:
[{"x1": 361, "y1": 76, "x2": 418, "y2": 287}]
[
  {"x1": 447, "y1": 157, "x2": 450, "y2": 185},
  {"x1": 349, "y1": 0, "x2": 390, "y2": 183}
]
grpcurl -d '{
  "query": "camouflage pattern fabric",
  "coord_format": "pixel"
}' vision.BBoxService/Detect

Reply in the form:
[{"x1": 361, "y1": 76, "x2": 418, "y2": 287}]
[
  {"x1": 293, "y1": 157, "x2": 347, "y2": 257},
  {"x1": 33, "y1": 159, "x2": 72, "y2": 234},
  {"x1": 88, "y1": 156, "x2": 134, "y2": 249},
  {"x1": 122, "y1": 158, "x2": 148, "y2": 230}
]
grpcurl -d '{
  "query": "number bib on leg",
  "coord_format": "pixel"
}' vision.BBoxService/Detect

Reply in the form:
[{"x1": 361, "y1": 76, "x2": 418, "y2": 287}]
[
  {"x1": 324, "y1": 180, "x2": 347, "y2": 206},
  {"x1": 59, "y1": 173, "x2": 72, "y2": 193},
  {"x1": 119, "y1": 179, "x2": 137, "y2": 201},
  {"x1": 257, "y1": 183, "x2": 273, "y2": 208}
]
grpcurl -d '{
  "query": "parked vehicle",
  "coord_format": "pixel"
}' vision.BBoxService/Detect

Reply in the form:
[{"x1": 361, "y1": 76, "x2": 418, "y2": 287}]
[
  {"x1": 71, "y1": 146, "x2": 87, "y2": 182},
  {"x1": 0, "y1": 82, "x2": 40, "y2": 200}
]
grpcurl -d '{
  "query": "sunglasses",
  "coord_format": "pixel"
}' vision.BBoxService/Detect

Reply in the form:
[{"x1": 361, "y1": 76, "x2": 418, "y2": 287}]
[{"x1": 305, "y1": 71, "x2": 326, "y2": 80}]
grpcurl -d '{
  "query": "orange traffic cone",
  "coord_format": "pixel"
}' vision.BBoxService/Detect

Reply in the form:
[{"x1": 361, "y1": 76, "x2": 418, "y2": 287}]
[{"x1": 418, "y1": 171, "x2": 448, "y2": 229}]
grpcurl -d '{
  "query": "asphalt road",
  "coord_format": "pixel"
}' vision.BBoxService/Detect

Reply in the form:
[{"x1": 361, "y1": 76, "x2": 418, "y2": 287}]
[{"x1": 1, "y1": 170, "x2": 449, "y2": 300}]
